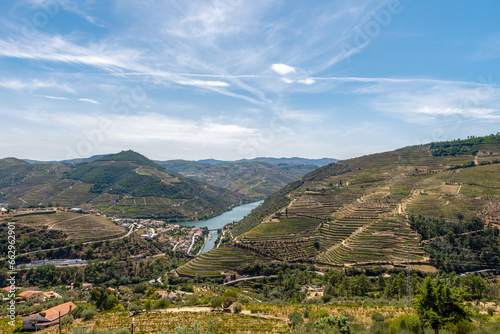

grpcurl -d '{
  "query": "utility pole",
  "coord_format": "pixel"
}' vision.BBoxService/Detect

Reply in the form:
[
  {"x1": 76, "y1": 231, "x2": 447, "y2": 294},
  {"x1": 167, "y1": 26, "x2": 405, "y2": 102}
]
[{"x1": 406, "y1": 249, "x2": 412, "y2": 307}]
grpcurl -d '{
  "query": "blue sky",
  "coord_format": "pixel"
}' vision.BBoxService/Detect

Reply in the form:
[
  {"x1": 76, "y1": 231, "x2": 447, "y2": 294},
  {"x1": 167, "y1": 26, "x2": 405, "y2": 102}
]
[{"x1": 0, "y1": 0, "x2": 499, "y2": 161}]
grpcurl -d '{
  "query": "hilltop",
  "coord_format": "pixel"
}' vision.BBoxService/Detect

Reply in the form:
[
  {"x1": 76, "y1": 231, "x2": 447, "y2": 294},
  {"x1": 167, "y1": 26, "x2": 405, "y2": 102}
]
[
  {"x1": 0, "y1": 150, "x2": 244, "y2": 221},
  {"x1": 178, "y1": 134, "x2": 500, "y2": 277}
]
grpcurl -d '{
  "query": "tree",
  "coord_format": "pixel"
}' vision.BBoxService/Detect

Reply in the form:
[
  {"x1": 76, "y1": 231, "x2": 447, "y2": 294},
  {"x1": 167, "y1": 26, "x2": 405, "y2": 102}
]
[
  {"x1": 352, "y1": 274, "x2": 371, "y2": 296},
  {"x1": 209, "y1": 296, "x2": 223, "y2": 311},
  {"x1": 414, "y1": 277, "x2": 469, "y2": 334},
  {"x1": 289, "y1": 311, "x2": 304, "y2": 329},
  {"x1": 89, "y1": 287, "x2": 119, "y2": 310}
]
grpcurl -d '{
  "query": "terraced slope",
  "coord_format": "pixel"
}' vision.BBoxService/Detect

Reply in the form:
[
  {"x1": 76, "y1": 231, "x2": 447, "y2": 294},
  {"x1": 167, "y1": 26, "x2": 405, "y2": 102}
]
[
  {"x1": 176, "y1": 244, "x2": 268, "y2": 277},
  {"x1": 0, "y1": 151, "x2": 245, "y2": 221},
  {"x1": 179, "y1": 135, "x2": 500, "y2": 276}
]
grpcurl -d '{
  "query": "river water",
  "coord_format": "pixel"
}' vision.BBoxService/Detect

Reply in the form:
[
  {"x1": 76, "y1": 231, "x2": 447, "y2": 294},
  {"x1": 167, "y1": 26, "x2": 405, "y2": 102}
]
[{"x1": 175, "y1": 200, "x2": 263, "y2": 254}]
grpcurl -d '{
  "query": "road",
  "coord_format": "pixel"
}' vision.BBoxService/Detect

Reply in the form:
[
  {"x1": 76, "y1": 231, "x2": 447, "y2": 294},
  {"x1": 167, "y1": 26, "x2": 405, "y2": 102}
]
[
  {"x1": 187, "y1": 233, "x2": 197, "y2": 254},
  {"x1": 223, "y1": 275, "x2": 277, "y2": 286}
]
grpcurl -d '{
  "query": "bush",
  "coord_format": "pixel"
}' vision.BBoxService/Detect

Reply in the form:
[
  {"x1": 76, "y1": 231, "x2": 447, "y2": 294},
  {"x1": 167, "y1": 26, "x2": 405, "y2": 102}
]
[
  {"x1": 82, "y1": 309, "x2": 97, "y2": 320},
  {"x1": 371, "y1": 313, "x2": 385, "y2": 323},
  {"x1": 444, "y1": 319, "x2": 474, "y2": 334},
  {"x1": 71, "y1": 303, "x2": 97, "y2": 319},
  {"x1": 233, "y1": 303, "x2": 243, "y2": 314},
  {"x1": 238, "y1": 297, "x2": 249, "y2": 304},
  {"x1": 128, "y1": 302, "x2": 143, "y2": 314},
  {"x1": 180, "y1": 285, "x2": 194, "y2": 293},
  {"x1": 223, "y1": 296, "x2": 236, "y2": 308},
  {"x1": 289, "y1": 311, "x2": 304, "y2": 329},
  {"x1": 389, "y1": 314, "x2": 422, "y2": 334},
  {"x1": 223, "y1": 289, "x2": 238, "y2": 299},
  {"x1": 61, "y1": 315, "x2": 74, "y2": 326},
  {"x1": 322, "y1": 294, "x2": 333, "y2": 303},
  {"x1": 486, "y1": 307, "x2": 495, "y2": 316},
  {"x1": 369, "y1": 322, "x2": 389, "y2": 334},
  {"x1": 133, "y1": 283, "x2": 147, "y2": 294}
]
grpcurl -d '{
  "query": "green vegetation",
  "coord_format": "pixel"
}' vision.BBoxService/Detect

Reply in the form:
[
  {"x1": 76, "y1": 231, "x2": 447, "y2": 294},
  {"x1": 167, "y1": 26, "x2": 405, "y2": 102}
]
[
  {"x1": 430, "y1": 133, "x2": 500, "y2": 156},
  {"x1": 414, "y1": 277, "x2": 468, "y2": 334},
  {"x1": 409, "y1": 215, "x2": 500, "y2": 272}
]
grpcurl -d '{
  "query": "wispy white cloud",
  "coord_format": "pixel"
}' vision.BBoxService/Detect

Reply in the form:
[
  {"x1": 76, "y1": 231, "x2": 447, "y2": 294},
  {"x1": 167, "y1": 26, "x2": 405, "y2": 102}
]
[
  {"x1": 0, "y1": 79, "x2": 74, "y2": 92},
  {"x1": 298, "y1": 78, "x2": 315, "y2": 85},
  {"x1": 78, "y1": 98, "x2": 100, "y2": 104},
  {"x1": 271, "y1": 63, "x2": 296, "y2": 75},
  {"x1": 41, "y1": 95, "x2": 69, "y2": 100},
  {"x1": 177, "y1": 80, "x2": 229, "y2": 87},
  {"x1": 0, "y1": 35, "x2": 141, "y2": 73}
]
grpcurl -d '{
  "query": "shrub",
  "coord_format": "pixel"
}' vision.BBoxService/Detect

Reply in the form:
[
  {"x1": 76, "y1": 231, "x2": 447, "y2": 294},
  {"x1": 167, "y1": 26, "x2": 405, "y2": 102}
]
[
  {"x1": 223, "y1": 296, "x2": 236, "y2": 308},
  {"x1": 371, "y1": 313, "x2": 385, "y2": 323},
  {"x1": 223, "y1": 289, "x2": 238, "y2": 299},
  {"x1": 388, "y1": 314, "x2": 422, "y2": 334},
  {"x1": 289, "y1": 311, "x2": 304, "y2": 329},
  {"x1": 133, "y1": 283, "x2": 147, "y2": 294},
  {"x1": 238, "y1": 296, "x2": 249, "y2": 304},
  {"x1": 486, "y1": 307, "x2": 495, "y2": 316},
  {"x1": 82, "y1": 309, "x2": 97, "y2": 320},
  {"x1": 61, "y1": 315, "x2": 74, "y2": 326},
  {"x1": 233, "y1": 303, "x2": 243, "y2": 314},
  {"x1": 444, "y1": 319, "x2": 474, "y2": 334},
  {"x1": 180, "y1": 285, "x2": 194, "y2": 293},
  {"x1": 369, "y1": 322, "x2": 389, "y2": 334},
  {"x1": 318, "y1": 309, "x2": 330, "y2": 318},
  {"x1": 128, "y1": 302, "x2": 143, "y2": 314},
  {"x1": 322, "y1": 294, "x2": 333, "y2": 303}
]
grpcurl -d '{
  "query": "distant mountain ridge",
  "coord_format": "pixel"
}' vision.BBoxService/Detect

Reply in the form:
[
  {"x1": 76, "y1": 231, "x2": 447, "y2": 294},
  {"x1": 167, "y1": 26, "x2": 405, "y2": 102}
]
[
  {"x1": 1, "y1": 150, "x2": 244, "y2": 221},
  {"x1": 196, "y1": 157, "x2": 338, "y2": 167},
  {"x1": 156, "y1": 160, "x2": 318, "y2": 200},
  {"x1": 23, "y1": 154, "x2": 107, "y2": 164},
  {"x1": 23, "y1": 156, "x2": 338, "y2": 167}
]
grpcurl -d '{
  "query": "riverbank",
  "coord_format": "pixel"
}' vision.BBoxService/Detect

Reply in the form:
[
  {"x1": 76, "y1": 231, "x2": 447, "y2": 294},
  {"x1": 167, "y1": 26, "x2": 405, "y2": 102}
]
[{"x1": 176, "y1": 200, "x2": 263, "y2": 254}]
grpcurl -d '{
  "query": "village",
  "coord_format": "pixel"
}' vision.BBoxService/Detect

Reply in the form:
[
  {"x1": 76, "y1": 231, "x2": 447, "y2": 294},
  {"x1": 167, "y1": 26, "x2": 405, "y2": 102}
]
[
  {"x1": 0, "y1": 204, "x2": 209, "y2": 257},
  {"x1": 113, "y1": 217, "x2": 207, "y2": 256}
]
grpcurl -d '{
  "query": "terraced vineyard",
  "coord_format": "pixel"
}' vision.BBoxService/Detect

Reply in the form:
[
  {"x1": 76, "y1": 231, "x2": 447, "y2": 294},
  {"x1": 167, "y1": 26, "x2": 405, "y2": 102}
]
[
  {"x1": 10, "y1": 211, "x2": 126, "y2": 242},
  {"x1": 177, "y1": 244, "x2": 268, "y2": 277},
  {"x1": 179, "y1": 137, "x2": 500, "y2": 277}
]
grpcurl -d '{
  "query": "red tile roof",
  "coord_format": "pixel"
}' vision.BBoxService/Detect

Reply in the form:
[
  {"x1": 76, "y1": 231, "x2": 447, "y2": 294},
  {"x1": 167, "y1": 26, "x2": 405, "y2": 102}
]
[{"x1": 30, "y1": 302, "x2": 77, "y2": 321}]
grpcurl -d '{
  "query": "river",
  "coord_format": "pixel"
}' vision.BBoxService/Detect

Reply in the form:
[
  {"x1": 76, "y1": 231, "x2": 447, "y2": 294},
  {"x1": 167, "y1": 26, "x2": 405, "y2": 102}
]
[{"x1": 175, "y1": 200, "x2": 263, "y2": 254}]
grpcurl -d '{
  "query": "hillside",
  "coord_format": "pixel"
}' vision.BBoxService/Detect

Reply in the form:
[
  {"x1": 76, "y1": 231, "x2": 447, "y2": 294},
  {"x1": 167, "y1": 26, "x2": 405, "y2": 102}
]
[
  {"x1": 178, "y1": 134, "x2": 500, "y2": 277},
  {"x1": 0, "y1": 151, "x2": 245, "y2": 221},
  {"x1": 157, "y1": 160, "x2": 317, "y2": 200}
]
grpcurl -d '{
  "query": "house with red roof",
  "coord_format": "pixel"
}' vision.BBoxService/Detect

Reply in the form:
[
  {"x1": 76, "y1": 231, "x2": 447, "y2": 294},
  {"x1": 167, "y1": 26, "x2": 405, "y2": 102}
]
[{"x1": 22, "y1": 301, "x2": 76, "y2": 330}]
